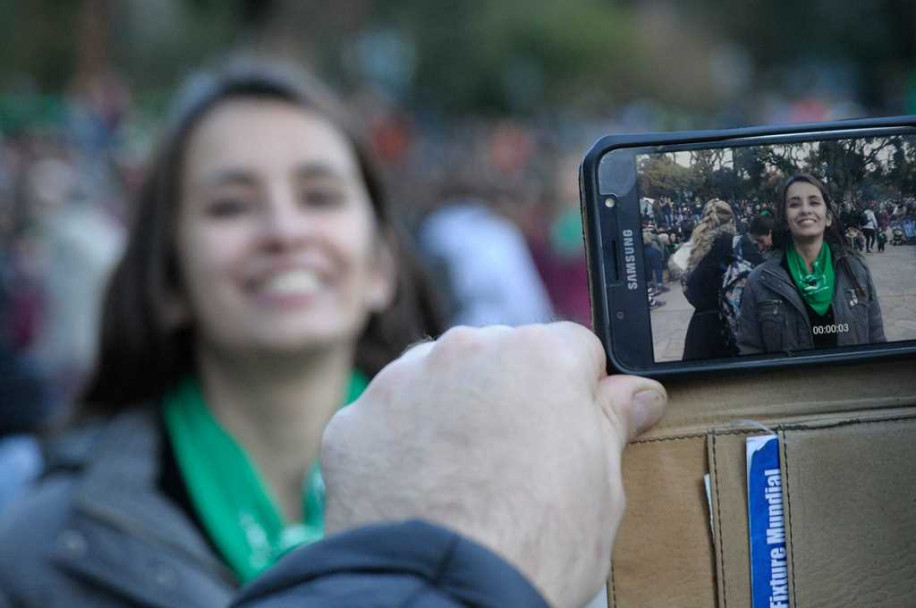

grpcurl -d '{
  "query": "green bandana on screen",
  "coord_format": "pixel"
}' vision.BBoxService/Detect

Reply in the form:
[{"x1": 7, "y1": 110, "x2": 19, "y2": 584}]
[
  {"x1": 786, "y1": 241, "x2": 835, "y2": 316},
  {"x1": 163, "y1": 371, "x2": 368, "y2": 582}
]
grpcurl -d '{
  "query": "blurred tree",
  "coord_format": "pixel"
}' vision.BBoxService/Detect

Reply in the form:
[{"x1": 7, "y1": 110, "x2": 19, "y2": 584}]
[
  {"x1": 0, "y1": 0, "x2": 83, "y2": 90},
  {"x1": 3, "y1": 0, "x2": 915, "y2": 121},
  {"x1": 677, "y1": 0, "x2": 916, "y2": 110},
  {"x1": 638, "y1": 153, "x2": 699, "y2": 200},
  {"x1": 886, "y1": 138, "x2": 916, "y2": 199},
  {"x1": 366, "y1": 0, "x2": 639, "y2": 115},
  {"x1": 812, "y1": 138, "x2": 892, "y2": 204}
]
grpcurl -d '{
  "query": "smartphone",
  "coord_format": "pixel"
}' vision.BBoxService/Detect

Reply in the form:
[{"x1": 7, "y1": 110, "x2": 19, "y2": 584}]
[{"x1": 580, "y1": 116, "x2": 916, "y2": 376}]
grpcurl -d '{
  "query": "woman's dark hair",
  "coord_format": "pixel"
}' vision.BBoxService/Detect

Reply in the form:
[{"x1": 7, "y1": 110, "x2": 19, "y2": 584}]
[
  {"x1": 774, "y1": 173, "x2": 865, "y2": 297},
  {"x1": 80, "y1": 60, "x2": 444, "y2": 414}
]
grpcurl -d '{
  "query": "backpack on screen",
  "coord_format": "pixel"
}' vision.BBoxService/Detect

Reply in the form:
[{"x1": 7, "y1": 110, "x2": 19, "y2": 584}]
[{"x1": 720, "y1": 235, "x2": 755, "y2": 347}]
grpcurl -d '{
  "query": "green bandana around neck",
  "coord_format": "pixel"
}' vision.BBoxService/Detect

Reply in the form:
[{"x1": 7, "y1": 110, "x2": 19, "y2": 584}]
[
  {"x1": 162, "y1": 370, "x2": 368, "y2": 583},
  {"x1": 786, "y1": 241, "x2": 835, "y2": 316}
]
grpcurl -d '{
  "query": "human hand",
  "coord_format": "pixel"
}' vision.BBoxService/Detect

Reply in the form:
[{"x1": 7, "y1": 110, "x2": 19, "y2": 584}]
[{"x1": 320, "y1": 323, "x2": 666, "y2": 608}]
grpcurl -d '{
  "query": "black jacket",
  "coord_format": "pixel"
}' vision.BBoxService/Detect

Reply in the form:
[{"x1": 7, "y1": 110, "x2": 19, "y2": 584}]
[
  {"x1": 737, "y1": 250, "x2": 886, "y2": 354},
  {"x1": 683, "y1": 233, "x2": 735, "y2": 360},
  {"x1": 0, "y1": 408, "x2": 547, "y2": 608},
  {"x1": 233, "y1": 520, "x2": 549, "y2": 608},
  {"x1": 0, "y1": 409, "x2": 236, "y2": 608}
]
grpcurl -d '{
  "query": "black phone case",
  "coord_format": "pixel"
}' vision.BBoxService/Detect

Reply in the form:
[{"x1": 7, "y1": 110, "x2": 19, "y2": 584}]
[{"x1": 579, "y1": 114, "x2": 916, "y2": 377}]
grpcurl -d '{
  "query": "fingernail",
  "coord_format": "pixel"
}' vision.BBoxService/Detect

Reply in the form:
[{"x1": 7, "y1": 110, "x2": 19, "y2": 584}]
[{"x1": 632, "y1": 389, "x2": 666, "y2": 433}]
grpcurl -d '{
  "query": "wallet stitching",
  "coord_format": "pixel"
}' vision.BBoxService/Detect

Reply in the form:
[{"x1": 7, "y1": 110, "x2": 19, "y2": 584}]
[
  {"x1": 711, "y1": 433, "x2": 728, "y2": 608},
  {"x1": 637, "y1": 427, "x2": 785, "y2": 444},
  {"x1": 636, "y1": 415, "x2": 916, "y2": 446},
  {"x1": 777, "y1": 415, "x2": 916, "y2": 433},
  {"x1": 780, "y1": 430, "x2": 798, "y2": 608},
  {"x1": 635, "y1": 433, "x2": 710, "y2": 444}
]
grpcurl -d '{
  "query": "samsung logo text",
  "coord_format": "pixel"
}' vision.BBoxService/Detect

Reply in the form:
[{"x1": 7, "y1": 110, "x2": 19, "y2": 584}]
[{"x1": 622, "y1": 229, "x2": 638, "y2": 290}]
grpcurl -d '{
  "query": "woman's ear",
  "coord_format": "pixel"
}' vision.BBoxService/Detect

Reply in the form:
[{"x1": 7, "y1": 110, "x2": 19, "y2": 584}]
[
  {"x1": 367, "y1": 230, "x2": 398, "y2": 312},
  {"x1": 826, "y1": 211, "x2": 834, "y2": 228}
]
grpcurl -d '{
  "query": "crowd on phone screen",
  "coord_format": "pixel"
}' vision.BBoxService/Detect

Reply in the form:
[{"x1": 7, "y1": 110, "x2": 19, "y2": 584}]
[{"x1": 640, "y1": 180, "x2": 904, "y2": 360}]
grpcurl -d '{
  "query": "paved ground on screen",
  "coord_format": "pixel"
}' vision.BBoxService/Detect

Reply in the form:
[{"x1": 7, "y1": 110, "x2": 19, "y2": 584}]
[{"x1": 650, "y1": 243, "x2": 916, "y2": 363}]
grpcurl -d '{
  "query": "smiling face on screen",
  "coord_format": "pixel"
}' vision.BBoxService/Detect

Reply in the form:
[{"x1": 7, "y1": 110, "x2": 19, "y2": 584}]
[{"x1": 785, "y1": 180, "x2": 832, "y2": 245}]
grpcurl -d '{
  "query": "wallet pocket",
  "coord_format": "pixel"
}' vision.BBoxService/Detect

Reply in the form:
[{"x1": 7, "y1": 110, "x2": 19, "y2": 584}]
[
  {"x1": 611, "y1": 408, "x2": 916, "y2": 608},
  {"x1": 610, "y1": 434, "x2": 715, "y2": 608},
  {"x1": 779, "y1": 413, "x2": 916, "y2": 608},
  {"x1": 706, "y1": 430, "x2": 756, "y2": 608}
]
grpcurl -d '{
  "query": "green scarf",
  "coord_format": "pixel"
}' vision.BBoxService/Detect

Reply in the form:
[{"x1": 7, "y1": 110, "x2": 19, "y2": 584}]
[
  {"x1": 162, "y1": 371, "x2": 368, "y2": 583},
  {"x1": 786, "y1": 241, "x2": 835, "y2": 316},
  {"x1": 550, "y1": 207, "x2": 585, "y2": 259}
]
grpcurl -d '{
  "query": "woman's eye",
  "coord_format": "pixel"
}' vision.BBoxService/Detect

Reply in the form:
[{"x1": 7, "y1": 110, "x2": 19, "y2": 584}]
[
  {"x1": 206, "y1": 197, "x2": 254, "y2": 218},
  {"x1": 301, "y1": 188, "x2": 345, "y2": 208}
]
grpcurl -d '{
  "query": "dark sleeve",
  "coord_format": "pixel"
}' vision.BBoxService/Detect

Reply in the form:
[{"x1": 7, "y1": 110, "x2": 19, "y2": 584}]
[
  {"x1": 683, "y1": 257, "x2": 712, "y2": 308},
  {"x1": 231, "y1": 520, "x2": 549, "y2": 608},
  {"x1": 685, "y1": 235, "x2": 732, "y2": 309},
  {"x1": 736, "y1": 271, "x2": 764, "y2": 354},
  {"x1": 864, "y1": 263, "x2": 886, "y2": 343}
]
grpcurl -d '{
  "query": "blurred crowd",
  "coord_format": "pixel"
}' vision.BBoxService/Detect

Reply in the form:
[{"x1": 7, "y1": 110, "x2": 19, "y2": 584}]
[
  {"x1": 0, "y1": 69, "x2": 606, "y2": 513},
  {"x1": 6, "y1": 71, "x2": 916, "y2": 442},
  {"x1": 6, "y1": 73, "x2": 916, "y2": 453}
]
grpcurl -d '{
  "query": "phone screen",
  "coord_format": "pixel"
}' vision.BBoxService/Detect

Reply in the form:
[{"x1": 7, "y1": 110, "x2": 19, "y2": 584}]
[{"x1": 626, "y1": 132, "x2": 916, "y2": 364}]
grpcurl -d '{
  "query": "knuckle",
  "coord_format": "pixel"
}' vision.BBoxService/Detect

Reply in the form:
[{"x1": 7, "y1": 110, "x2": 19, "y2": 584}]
[
  {"x1": 540, "y1": 321, "x2": 605, "y2": 371},
  {"x1": 438, "y1": 325, "x2": 481, "y2": 348},
  {"x1": 432, "y1": 325, "x2": 491, "y2": 359}
]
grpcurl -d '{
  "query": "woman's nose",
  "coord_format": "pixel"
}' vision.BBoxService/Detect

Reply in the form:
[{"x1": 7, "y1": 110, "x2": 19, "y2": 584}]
[{"x1": 260, "y1": 191, "x2": 312, "y2": 250}]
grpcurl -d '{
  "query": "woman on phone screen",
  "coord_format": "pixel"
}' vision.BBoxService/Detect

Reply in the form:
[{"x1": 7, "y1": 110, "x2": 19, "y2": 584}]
[
  {"x1": 0, "y1": 61, "x2": 443, "y2": 607},
  {"x1": 681, "y1": 199, "x2": 737, "y2": 360},
  {"x1": 737, "y1": 174, "x2": 885, "y2": 355}
]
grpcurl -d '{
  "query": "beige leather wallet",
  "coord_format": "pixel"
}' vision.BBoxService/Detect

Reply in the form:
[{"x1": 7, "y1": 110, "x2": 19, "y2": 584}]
[{"x1": 606, "y1": 357, "x2": 916, "y2": 608}]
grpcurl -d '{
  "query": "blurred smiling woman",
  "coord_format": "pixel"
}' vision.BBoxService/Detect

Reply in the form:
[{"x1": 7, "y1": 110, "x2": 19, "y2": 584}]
[
  {"x1": 0, "y1": 62, "x2": 442, "y2": 607},
  {"x1": 737, "y1": 174, "x2": 885, "y2": 355}
]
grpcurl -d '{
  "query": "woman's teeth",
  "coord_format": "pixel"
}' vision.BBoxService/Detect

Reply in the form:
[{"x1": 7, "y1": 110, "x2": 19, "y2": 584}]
[{"x1": 262, "y1": 270, "x2": 320, "y2": 295}]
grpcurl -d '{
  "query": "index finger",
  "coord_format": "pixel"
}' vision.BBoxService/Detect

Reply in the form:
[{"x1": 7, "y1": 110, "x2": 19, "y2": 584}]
[{"x1": 541, "y1": 321, "x2": 609, "y2": 381}]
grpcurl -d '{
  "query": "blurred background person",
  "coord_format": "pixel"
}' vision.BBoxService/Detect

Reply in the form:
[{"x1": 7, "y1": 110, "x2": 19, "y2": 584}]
[
  {"x1": 23, "y1": 157, "x2": 124, "y2": 409},
  {"x1": 529, "y1": 152, "x2": 592, "y2": 327},
  {"x1": 416, "y1": 178, "x2": 553, "y2": 327},
  {"x1": 0, "y1": 62, "x2": 443, "y2": 607},
  {"x1": 0, "y1": 166, "x2": 52, "y2": 513}
]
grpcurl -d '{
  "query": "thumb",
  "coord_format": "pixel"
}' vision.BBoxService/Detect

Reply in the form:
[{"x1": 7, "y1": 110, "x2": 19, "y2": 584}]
[{"x1": 595, "y1": 375, "x2": 667, "y2": 445}]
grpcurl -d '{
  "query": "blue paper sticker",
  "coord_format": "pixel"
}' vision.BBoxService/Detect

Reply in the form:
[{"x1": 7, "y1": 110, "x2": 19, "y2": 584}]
[{"x1": 746, "y1": 435, "x2": 789, "y2": 608}]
